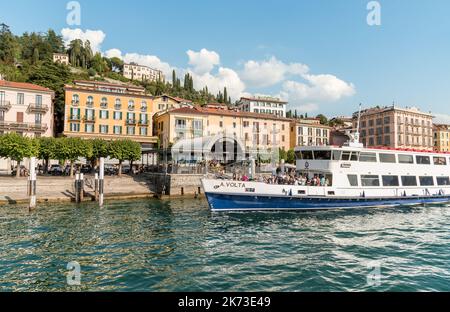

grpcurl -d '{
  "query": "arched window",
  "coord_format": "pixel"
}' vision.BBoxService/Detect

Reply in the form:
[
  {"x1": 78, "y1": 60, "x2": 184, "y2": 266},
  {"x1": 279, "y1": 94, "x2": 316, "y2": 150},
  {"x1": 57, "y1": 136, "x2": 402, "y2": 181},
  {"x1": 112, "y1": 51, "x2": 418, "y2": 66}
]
[
  {"x1": 101, "y1": 97, "x2": 108, "y2": 108},
  {"x1": 128, "y1": 100, "x2": 135, "y2": 111},
  {"x1": 86, "y1": 96, "x2": 94, "y2": 107},
  {"x1": 115, "y1": 98, "x2": 121, "y2": 110},
  {"x1": 72, "y1": 94, "x2": 80, "y2": 105},
  {"x1": 141, "y1": 100, "x2": 147, "y2": 112}
]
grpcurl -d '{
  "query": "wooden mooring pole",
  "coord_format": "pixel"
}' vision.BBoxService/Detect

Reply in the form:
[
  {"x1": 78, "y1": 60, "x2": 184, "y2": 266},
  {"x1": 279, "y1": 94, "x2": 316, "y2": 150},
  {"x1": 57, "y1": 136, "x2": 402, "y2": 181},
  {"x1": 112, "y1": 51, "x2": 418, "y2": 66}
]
[
  {"x1": 28, "y1": 157, "x2": 37, "y2": 211},
  {"x1": 99, "y1": 157, "x2": 104, "y2": 207}
]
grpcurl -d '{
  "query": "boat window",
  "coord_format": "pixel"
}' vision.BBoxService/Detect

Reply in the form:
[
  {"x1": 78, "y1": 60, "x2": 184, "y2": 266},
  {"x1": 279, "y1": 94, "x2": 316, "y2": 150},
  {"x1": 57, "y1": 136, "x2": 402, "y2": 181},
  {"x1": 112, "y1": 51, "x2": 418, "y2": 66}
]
[
  {"x1": 361, "y1": 175, "x2": 380, "y2": 187},
  {"x1": 398, "y1": 154, "x2": 414, "y2": 164},
  {"x1": 332, "y1": 150, "x2": 342, "y2": 161},
  {"x1": 416, "y1": 155, "x2": 430, "y2": 165},
  {"x1": 401, "y1": 176, "x2": 418, "y2": 186},
  {"x1": 295, "y1": 151, "x2": 302, "y2": 160},
  {"x1": 314, "y1": 150, "x2": 331, "y2": 160},
  {"x1": 419, "y1": 176, "x2": 434, "y2": 186},
  {"x1": 382, "y1": 175, "x2": 400, "y2": 186},
  {"x1": 437, "y1": 177, "x2": 450, "y2": 186},
  {"x1": 341, "y1": 151, "x2": 351, "y2": 161},
  {"x1": 301, "y1": 151, "x2": 314, "y2": 160},
  {"x1": 433, "y1": 156, "x2": 447, "y2": 165},
  {"x1": 350, "y1": 151, "x2": 360, "y2": 161},
  {"x1": 347, "y1": 174, "x2": 358, "y2": 186},
  {"x1": 359, "y1": 152, "x2": 377, "y2": 162},
  {"x1": 379, "y1": 153, "x2": 396, "y2": 163}
]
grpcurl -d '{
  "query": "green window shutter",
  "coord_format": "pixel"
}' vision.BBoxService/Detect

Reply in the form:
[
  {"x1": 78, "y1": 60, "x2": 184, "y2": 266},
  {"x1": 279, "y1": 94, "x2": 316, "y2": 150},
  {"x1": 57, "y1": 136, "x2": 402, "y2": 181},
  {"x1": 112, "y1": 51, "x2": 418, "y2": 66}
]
[
  {"x1": 120, "y1": 112, "x2": 123, "y2": 120},
  {"x1": 106, "y1": 111, "x2": 109, "y2": 119}
]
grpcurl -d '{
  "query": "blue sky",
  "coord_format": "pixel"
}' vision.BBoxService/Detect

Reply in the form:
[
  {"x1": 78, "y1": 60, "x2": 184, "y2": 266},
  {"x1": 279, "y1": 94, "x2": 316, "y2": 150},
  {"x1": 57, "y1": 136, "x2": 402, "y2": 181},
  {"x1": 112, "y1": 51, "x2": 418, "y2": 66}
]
[{"x1": 2, "y1": 0, "x2": 450, "y2": 121}]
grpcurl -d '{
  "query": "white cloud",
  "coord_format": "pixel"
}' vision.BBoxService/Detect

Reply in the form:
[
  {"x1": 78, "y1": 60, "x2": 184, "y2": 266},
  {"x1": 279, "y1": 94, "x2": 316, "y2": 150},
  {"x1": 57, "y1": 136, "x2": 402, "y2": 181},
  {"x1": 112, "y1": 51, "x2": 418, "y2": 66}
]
[
  {"x1": 104, "y1": 49, "x2": 176, "y2": 79},
  {"x1": 280, "y1": 74, "x2": 355, "y2": 113},
  {"x1": 187, "y1": 49, "x2": 220, "y2": 75},
  {"x1": 241, "y1": 56, "x2": 309, "y2": 88},
  {"x1": 61, "y1": 28, "x2": 106, "y2": 53},
  {"x1": 189, "y1": 67, "x2": 246, "y2": 101},
  {"x1": 433, "y1": 113, "x2": 450, "y2": 124}
]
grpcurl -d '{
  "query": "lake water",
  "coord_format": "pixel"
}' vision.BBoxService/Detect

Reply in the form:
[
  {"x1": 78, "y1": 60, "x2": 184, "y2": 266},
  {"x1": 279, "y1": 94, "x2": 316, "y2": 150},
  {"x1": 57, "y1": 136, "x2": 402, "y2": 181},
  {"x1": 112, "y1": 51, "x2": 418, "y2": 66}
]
[{"x1": 0, "y1": 198, "x2": 449, "y2": 291}]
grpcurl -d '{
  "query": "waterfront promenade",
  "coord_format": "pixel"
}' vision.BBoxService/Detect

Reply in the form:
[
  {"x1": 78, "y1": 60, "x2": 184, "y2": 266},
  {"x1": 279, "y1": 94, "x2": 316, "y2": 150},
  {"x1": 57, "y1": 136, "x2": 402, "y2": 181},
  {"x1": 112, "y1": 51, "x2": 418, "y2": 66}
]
[{"x1": 0, "y1": 175, "x2": 156, "y2": 205}]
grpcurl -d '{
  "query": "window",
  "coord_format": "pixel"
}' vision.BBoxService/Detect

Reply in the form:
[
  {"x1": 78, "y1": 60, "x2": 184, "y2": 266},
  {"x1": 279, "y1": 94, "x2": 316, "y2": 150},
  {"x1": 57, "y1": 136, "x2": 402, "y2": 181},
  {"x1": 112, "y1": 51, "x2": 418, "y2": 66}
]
[
  {"x1": 361, "y1": 175, "x2": 380, "y2": 187},
  {"x1": 219, "y1": 121, "x2": 223, "y2": 127},
  {"x1": 113, "y1": 126, "x2": 122, "y2": 135},
  {"x1": 127, "y1": 126, "x2": 135, "y2": 135},
  {"x1": 350, "y1": 151, "x2": 359, "y2": 161},
  {"x1": 100, "y1": 97, "x2": 107, "y2": 108},
  {"x1": 176, "y1": 119, "x2": 186, "y2": 129},
  {"x1": 332, "y1": 150, "x2": 342, "y2": 160},
  {"x1": 300, "y1": 150, "x2": 314, "y2": 160},
  {"x1": 128, "y1": 100, "x2": 135, "y2": 110},
  {"x1": 347, "y1": 174, "x2": 358, "y2": 186},
  {"x1": 141, "y1": 101, "x2": 147, "y2": 111},
  {"x1": 401, "y1": 176, "x2": 417, "y2": 186},
  {"x1": 140, "y1": 127, "x2": 147, "y2": 136},
  {"x1": 398, "y1": 154, "x2": 414, "y2": 164},
  {"x1": 416, "y1": 155, "x2": 430, "y2": 165},
  {"x1": 17, "y1": 93, "x2": 24, "y2": 105},
  {"x1": 115, "y1": 98, "x2": 121, "y2": 109},
  {"x1": 70, "y1": 123, "x2": 80, "y2": 132},
  {"x1": 382, "y1": 175, "x2": 400, "y2": 186},
  {"x1": 85, "y1": 124, "x2": 94, "y2": 133},
  {"x1": 99, "y1": 125, "x2": 109, "y2": 134},
  {"x1": 437, "y1": 177, "x2": 450, "y2": 186},
  {"x1": 379, "y1": 153, "x2": 396, "y2": 163},
  {"x1": 72, "y1": 94, "x2": 80, "y2": 104},
  {"x1": 359, "y1": 152, "x2": 377, "y2": 162},
  {"x1": 341, "y1": 151, "x2": 351, "y2": 161},
  {"x1": 99, "y1": 110, "x2": 109, "y2": 119},
  {"x1": 313, "y1": 150, "x2": 331, "y2": 160},
  {"x1": 433, "y1": 157, "x2": 447, "y2": 165},
  {"x1": 419, "y1": 176, "x2": 434, "y2": 186},
  {"x1": 113, "y1": 111, "x2": 122, "y2": 120}
]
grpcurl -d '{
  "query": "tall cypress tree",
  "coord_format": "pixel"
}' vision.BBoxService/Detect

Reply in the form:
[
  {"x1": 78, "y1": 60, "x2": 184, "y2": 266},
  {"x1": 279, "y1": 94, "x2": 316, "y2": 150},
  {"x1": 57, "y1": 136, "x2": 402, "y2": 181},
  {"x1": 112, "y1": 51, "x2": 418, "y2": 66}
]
[
  {"x1": 223, "y1": 87, "x2": 228, "y2": 104},
  {"x1": 172, "y1": 69, "x2": 176, "y2": 87}
]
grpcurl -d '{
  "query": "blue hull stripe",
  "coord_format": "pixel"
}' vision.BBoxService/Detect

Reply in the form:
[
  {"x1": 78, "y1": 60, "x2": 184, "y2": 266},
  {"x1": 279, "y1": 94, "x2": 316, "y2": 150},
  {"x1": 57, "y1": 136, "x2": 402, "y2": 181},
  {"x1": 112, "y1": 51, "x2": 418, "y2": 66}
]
[{"x1": 205, "y1": 193, "x2": 450, "y2": 211}]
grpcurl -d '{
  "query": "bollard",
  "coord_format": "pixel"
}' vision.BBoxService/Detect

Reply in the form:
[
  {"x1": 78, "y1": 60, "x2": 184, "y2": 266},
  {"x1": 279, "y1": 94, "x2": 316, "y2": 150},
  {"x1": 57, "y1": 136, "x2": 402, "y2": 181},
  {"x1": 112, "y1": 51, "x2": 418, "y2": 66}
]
[
  {"x1": 181, "y1": 187, "x2": 184, "y2": 196},
  {"x1": 79, "y1": 173, "x2": 84, "y2": 202},
  {"x1": 94, "y1": 173, "x2": 99, "y2": 201},
  {"x1": 28, "y1": 157, "x2": 37, "y2": 210},
  {"x1": 75, "y1": 173, "x2": 80, "y2": 203},
  {"x1": 99, "y1": 157, "x2": 104, "y2": 207}
]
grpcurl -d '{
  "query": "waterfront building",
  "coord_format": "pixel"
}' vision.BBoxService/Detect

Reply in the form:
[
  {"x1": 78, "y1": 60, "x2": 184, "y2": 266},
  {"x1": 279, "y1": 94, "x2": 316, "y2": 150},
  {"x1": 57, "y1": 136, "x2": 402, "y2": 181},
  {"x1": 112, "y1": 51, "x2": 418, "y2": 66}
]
[
  {"x1": 236, "y1": 96, "x2": 287, "y2": 118},
  {"x1": 53, "y1": 53, "x2": 69, "y2": 65},
  {"x1": 63, "y1": 80, "x2": 157, "y2": 147},
  {"x1": 153, "y1": 105, "x2": 291, "y2": 154},
  {"x1": 153, "y1": 94, "x2": 193, "y2": 112},
  {"x1": 329, "y1": 116, "x2": 353, "y2": 129},
  {"x1": 353, "y1": 105, "x2": 434, "y2": 151},
  {"x1": 289, "y1": 118, "x2": 331, "y2": 148},
  {"x1": 433, "y1": 124, "x2": 450, "y2": 152},
  {"x1": 0, "y1": 80, "x2": 55, "y2": 173},
  {"x1": 123, "y1": 63, "x2": 165, "y2": 82}
]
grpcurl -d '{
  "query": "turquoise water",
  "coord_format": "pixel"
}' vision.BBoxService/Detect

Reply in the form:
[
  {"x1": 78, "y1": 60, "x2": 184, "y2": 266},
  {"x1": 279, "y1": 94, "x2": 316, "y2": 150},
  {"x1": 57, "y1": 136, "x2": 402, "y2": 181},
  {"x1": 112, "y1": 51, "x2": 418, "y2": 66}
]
[{"x1": 0, "y1": 198, "x2": 449, "y2": 291}]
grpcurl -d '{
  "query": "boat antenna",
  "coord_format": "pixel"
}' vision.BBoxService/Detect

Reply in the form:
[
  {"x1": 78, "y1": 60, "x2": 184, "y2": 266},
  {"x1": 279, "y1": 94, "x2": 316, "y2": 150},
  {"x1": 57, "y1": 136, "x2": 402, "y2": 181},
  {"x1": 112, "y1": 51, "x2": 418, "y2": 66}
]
[{"x1": 345, "y1": 103, "x2": 364, "y2": 148}]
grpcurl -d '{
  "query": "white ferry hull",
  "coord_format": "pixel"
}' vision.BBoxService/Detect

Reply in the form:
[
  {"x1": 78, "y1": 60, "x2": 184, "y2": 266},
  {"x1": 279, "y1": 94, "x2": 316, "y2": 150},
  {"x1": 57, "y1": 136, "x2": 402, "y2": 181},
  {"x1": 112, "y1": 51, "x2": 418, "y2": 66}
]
[{"x1": 202, "y1": 179, "x2": 450, "y2": 211}]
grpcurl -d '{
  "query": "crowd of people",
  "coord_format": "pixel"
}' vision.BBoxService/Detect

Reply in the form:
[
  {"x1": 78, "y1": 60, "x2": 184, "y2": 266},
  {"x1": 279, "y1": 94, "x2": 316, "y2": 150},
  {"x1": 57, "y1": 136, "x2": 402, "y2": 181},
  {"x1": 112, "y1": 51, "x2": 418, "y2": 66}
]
[{"x1": 232, "y1": 172, "x2": 331, "y2": 187}]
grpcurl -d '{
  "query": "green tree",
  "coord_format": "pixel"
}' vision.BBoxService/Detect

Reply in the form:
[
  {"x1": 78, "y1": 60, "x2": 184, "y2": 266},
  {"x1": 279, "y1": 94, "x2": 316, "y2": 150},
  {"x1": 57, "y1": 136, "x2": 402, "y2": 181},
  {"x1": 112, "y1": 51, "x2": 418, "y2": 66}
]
[
  {"x1": 89, "y1": 139, "x2": 110, "y2": 168},
  {"x1": 286, "y1": 149, "x2": 296, "y2": 164},
  {"x1": 38, "y1": 137, "x2": 57, "y2": 174},
  {"x1": 0, "y1": 133, "x2": 39, "y2": 177},
  {"x1": 278, "y1": 148, "x2": 287, "y2": 163},
  {"x1": 108, "y1": 140, "x2": 141, "y2": 176},
  {"x1": 55, "y1": 137, "x2": 93, "y2": 177},
  {"x1": 316, "y1": 114, "x2": 328, "y2": 125},
  {"x1": 0, "y1": 23, "x2": 19, "y2": 64}
]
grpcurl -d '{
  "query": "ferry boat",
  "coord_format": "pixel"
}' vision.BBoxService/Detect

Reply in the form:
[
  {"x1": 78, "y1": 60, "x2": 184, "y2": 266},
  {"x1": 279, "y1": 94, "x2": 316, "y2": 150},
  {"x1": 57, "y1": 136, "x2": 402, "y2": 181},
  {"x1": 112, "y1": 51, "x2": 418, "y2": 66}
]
[{"x1": 201, "y1": 126, "x2": 450, "y2": 212}]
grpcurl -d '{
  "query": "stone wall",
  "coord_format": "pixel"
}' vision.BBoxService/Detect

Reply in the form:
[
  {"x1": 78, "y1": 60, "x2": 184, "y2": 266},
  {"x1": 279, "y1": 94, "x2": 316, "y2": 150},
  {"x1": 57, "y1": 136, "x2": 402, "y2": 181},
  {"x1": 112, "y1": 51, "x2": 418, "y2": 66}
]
[{"x1": 147, "y1": 173, "x2": 204, "y2": 196}]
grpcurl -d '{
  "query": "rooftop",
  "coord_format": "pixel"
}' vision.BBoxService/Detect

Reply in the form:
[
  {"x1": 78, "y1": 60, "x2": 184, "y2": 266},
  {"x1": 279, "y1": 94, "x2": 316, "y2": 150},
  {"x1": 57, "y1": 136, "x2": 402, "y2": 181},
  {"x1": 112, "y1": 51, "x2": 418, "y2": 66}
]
[
  {"x1": 239, "y1": 96, "x2": 287, "y2": 104},
  {"x1": 0, "y1": 80, "x2": 54, "y2": 94},
  {"x1": 353, "y1": 105, "x2": 433, "y2": 117}
]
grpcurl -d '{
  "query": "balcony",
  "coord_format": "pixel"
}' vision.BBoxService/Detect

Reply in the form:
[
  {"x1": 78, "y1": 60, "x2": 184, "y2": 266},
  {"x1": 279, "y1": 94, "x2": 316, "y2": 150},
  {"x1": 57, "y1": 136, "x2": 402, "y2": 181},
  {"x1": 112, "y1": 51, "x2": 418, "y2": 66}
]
[
  {"x1": 68, "y1": 115, "x2": 81, "y2": 121},
  {"x1": 27, "y1": 103, "x2": 49, "y2": 113},
  {"x1": 83, "y1": 115, "x2": 96, "y2": 123},
  {"x1": 126, "y1": 119, "x2": 137, "y2": 125},
  {"x1": 138, "y1": 119, "x2": 149, "y2": 126},
  {"x1": 128, "y1": 105, "x2": 135, "y2": 112},
  {"x1": 0, "y1": 101, "x2": 11, "y2": 111},
  {"x1": 71, "y1": 100, "x2": 80, "y2": 106},
  {"x1": 140, "y1": 106, "x2": 147, "y2": 112},
  {"x1": 0, "y1": 121, "x2": 48, "y2": 132}
]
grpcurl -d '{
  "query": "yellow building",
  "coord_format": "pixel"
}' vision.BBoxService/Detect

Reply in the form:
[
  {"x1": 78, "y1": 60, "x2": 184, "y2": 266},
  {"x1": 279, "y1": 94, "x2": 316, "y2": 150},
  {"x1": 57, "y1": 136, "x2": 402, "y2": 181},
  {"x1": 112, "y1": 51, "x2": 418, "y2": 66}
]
[
  {"x1": 434, "y1": 124, "x2": 450, "y2": 152},
  {"x1": 289, "y1": 118, "x2": 331, "y2": 148},
  {"x1": 153, "y1": 104, "x2": 291, "y2": 152},
  {"x1": 63, "y1": 80, "x2": 157, "y2": 147}
]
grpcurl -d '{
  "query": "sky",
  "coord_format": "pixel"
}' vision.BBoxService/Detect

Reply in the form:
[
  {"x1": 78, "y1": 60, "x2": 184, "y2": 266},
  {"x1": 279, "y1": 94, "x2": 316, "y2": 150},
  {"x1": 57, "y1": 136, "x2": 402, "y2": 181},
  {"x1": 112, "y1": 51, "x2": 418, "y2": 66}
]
[{"x1": 2, "y1": 0, "x2": 450, "y2": 121}]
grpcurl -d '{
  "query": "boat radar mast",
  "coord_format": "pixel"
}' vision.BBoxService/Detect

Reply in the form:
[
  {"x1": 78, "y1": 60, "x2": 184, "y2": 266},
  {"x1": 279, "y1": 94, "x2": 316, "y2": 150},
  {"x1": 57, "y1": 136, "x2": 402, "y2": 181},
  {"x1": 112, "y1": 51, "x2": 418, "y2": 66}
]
[{"x1": 344, "y1": 104, "x2": 364, "y2": 148}]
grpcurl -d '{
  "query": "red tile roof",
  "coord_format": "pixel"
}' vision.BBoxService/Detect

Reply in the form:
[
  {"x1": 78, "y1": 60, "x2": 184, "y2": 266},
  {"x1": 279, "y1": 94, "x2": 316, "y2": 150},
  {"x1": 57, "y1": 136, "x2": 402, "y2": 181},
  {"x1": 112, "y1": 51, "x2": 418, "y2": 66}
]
[{"x1": 0, "y1": 80, "x2": 54, "y2": 93}]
